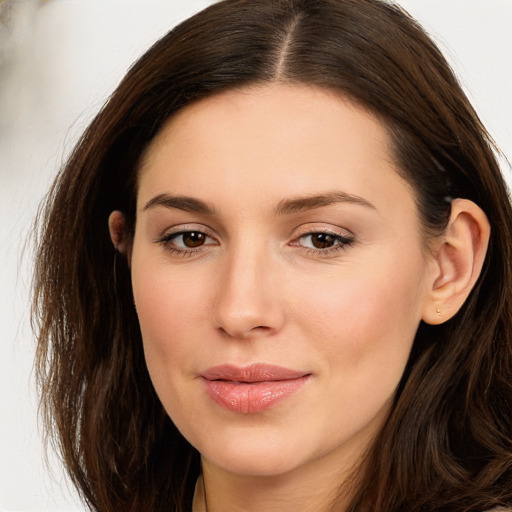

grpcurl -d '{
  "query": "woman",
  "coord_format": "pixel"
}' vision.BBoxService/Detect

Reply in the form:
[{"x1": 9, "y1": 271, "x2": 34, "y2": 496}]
[{"x1": 33, "y1": 0, "x2": 512, "y2": 511}]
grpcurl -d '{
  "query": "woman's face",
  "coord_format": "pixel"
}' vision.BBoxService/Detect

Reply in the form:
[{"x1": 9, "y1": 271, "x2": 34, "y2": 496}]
[{"x1": 131, "y1": 84, "x2": 436, "y2": 478}]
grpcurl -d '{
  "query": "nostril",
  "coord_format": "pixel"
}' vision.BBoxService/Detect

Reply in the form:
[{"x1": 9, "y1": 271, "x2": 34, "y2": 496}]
[{"x1": 217, "y1": 323, "x2": 273, "y2": 339}]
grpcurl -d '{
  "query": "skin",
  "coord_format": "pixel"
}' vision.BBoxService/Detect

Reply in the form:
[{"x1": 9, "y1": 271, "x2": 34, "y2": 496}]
[{"x1": 110, "y1": 84, "x2": 490, "y2": 512}]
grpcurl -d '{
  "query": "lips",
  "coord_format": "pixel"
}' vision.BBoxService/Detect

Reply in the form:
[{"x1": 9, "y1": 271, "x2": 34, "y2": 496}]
[{"x1": 201, "y1": 364, "x2": 311, "y2": 414}]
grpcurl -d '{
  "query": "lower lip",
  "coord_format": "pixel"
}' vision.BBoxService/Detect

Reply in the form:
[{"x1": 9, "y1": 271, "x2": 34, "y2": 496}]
[{"x1": 203, "y1": 376, "x2": 309, "y2": 414}]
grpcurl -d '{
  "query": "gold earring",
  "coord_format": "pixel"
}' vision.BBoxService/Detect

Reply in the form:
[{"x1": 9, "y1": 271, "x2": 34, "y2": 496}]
[{"x1": 436, "y1": 308, "x2": 442, "y2": 316}]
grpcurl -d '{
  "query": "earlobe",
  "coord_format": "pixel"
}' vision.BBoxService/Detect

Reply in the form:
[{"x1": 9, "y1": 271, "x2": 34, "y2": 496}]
[
  {"x1": 108, "y1": 210, "x2": 128, "y2": 255},
  {"x1": 422, "y1": 199, "x2": 490, "y2": 325}
]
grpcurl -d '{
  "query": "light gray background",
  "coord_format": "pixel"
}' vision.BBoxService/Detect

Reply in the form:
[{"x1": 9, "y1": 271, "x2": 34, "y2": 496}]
[{"x1": 1, "y1": 1, "x2": 510, "y2": 510}]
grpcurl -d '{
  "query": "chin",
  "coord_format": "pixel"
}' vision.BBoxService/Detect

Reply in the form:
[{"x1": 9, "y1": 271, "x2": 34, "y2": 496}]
[
  {"x1": 196, "y1": 430, "x2": 311, "y2": 477},
  {"x1": 208, "y1": 452, "x2": 305, "y2": 478}
]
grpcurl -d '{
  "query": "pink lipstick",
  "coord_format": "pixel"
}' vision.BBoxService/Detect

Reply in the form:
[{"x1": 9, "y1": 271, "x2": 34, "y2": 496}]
[{"x1": 201, "y1": 364, "x2": 310, "y2": 414}]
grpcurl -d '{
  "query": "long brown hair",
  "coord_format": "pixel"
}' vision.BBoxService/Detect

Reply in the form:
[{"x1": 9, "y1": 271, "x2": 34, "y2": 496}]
[{"x1": 33, "y1": 1, "x2": 512, "y2": 510}]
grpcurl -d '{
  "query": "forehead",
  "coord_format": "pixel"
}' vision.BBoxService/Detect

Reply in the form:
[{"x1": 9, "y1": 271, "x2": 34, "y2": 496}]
[
  {"x1": 141, "y1": 84, "x2": 390, "y2": 167},
  {"x1": 137, "y1": 84, "x2": 416, "y2": 220}
]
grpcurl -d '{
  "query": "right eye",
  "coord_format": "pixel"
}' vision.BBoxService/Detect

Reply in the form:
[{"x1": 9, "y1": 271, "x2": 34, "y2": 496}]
[
  {"x1": 168, "y1": 231, "x2": 210, "y2": 248},
  {"x1": 157, "y1": 229, "x2": 218, "y2": 255}
]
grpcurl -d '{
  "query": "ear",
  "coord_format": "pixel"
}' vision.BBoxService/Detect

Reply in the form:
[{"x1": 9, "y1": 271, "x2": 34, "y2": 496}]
[
  {"x1": 108, "y1": 210, "x2": 129, "y2": 255},
  {"x1": 422, "y1": 199, "x2": 490, "y2": 325}
]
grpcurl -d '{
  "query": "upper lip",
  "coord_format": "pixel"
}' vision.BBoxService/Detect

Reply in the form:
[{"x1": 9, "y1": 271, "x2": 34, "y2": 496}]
[{"x1": 201, "y1": 363, "x2": 310, "y2": 382}]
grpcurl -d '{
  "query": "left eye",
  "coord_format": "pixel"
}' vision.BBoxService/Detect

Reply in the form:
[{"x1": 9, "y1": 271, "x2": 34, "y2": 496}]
[{"x1": 298, "y1": 232, "x2": 352, "y2": 249}]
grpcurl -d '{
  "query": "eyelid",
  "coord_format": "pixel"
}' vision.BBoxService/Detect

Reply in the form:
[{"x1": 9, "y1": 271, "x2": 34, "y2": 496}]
[
  {"x1": 162, "y1": 230, "x2": 217, "y2": 246},
  {"x1": 156, "y1": 223, "x2": 217, "y2": 240},
  {"x1": 154, "y1": 223, "x2": 219, "y2": 255},
  {"x1": 292, "y1": 223, "x2": 353, "y2": 239},
  {"x1": 288, "y1": 224, "x2": 355, "y2": 255},
  {"x1": 154, "y1": 222, "x2": 355, "y2": 257}
]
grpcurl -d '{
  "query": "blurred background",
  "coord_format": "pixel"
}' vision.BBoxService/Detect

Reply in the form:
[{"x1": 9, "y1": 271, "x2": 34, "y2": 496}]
[{"x1": 0, "y1": 0, "x2": 510, "y2": 510}]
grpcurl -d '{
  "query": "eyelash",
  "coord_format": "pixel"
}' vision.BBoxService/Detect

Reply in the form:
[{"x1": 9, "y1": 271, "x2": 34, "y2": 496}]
[
  {"x1": 156, "y1": 230, "x2": 218, "y2": 257},
  {"x1": 292, "y1": 231, "x2": 354, "y2": 256},
  {"x1": 156, "y1": 229, "x2": 354, "y2": 257}
]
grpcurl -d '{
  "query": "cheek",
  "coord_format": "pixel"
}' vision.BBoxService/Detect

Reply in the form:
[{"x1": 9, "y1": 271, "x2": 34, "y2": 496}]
[
  {"x1": 290, "y1": 262, "x2": 426, "y2": 442},
  {"x1": 130, "y1": 254, "x2": 207, "y2": 377},
  {"x1": 131, "y1": 261, "x2": 214, "y2": 431},
  {"x1": 293, "y1": 254, "x2": 427, "y2": 381}
]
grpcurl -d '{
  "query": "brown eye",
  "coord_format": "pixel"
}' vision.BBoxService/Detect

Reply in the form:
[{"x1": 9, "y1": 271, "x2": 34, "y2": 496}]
[
  {"x1": 158, "y1": 229, "x2": 217, "y2": 255},
  {"x1": 181, "y1": 232, "x2": 206, "y2": 248},
  {"x1": 295, "y1": 231, "x2": 354, "y2": 252},
  {"x1": 310, "y1": 233, "x2": 336, "y2": 249}
]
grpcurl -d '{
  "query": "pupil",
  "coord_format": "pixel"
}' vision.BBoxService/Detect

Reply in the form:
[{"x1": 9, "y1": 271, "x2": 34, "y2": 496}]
[
  {"x1": 312, "y1": 233, "x2": 335, "y2": 249},
  {"x1": 183, "y1": 232, "x2": 205, "y2": 248}
]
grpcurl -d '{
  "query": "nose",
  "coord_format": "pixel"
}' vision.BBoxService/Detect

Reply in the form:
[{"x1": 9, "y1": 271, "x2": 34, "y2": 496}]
[{"x1": 213, "y1": 245, "x2": 286, "y2": 339}]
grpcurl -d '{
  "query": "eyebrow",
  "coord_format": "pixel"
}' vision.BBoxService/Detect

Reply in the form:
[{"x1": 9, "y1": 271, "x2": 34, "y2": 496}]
[
  {"x1": 273, "y1": 191, "x2": 376, "y2": 215},
  {"x1": 142, "y1": 190, "x2": 376, "y2": 216},
  {"x1": 143, "y1": 193, "x2": 216, "y2": 215}
]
